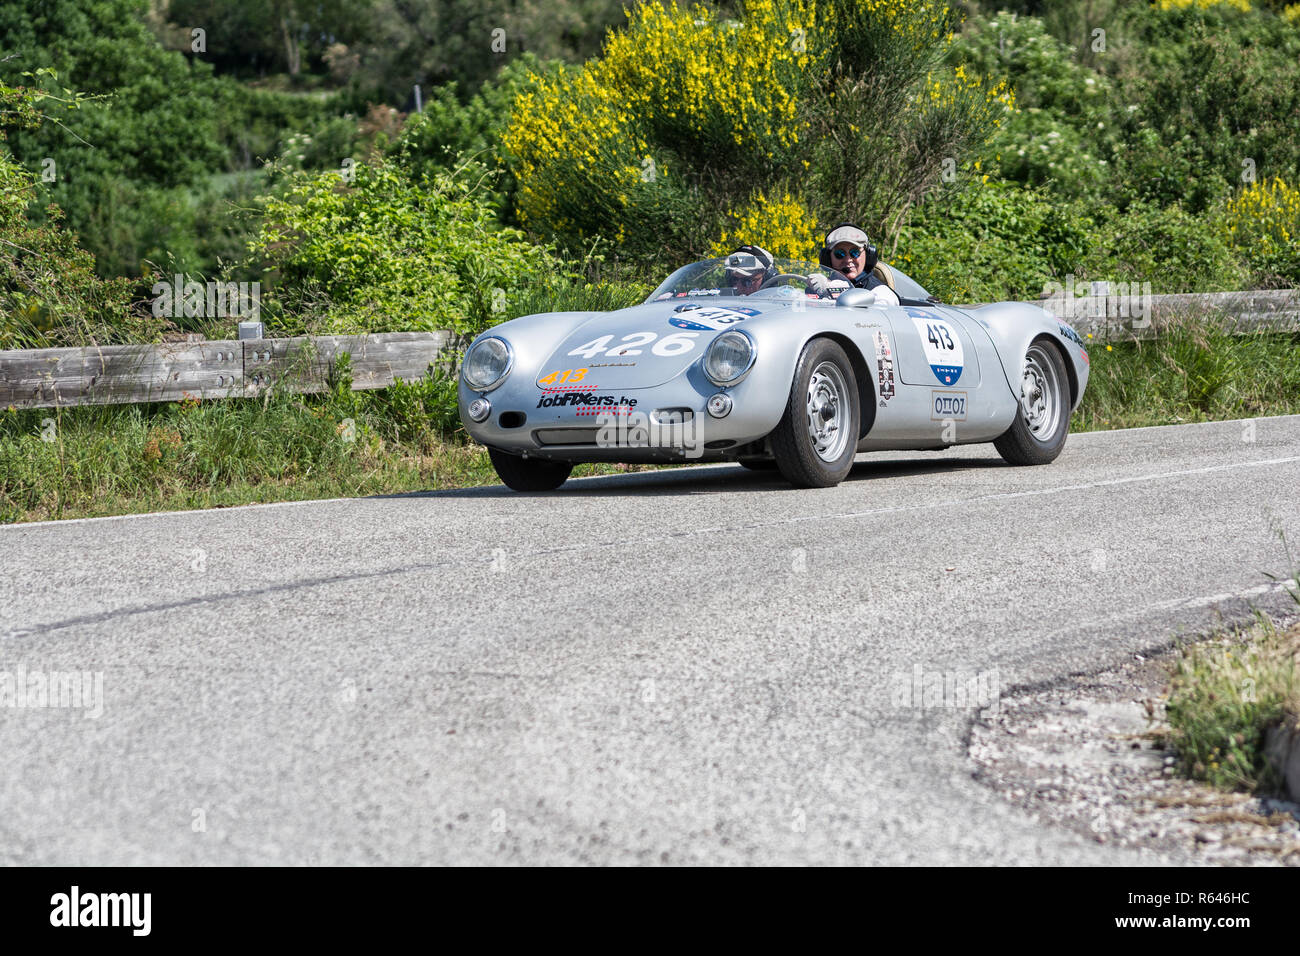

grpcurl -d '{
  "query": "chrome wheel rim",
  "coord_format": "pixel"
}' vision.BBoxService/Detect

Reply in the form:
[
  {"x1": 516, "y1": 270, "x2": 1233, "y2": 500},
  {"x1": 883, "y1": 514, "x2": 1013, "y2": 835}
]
[
  {"x1": 1019, "y1": 343, "x2": 1062, "y2": 440},
  {"x1": 805, "y1": 361, "x2": 851, "y2": 462}
]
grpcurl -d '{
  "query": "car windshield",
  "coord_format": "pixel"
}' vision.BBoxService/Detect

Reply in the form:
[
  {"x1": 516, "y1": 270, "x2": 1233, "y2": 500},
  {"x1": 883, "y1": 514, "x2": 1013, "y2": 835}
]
[{"x1": 645, "y1": 257, "x2": 852, "y2": 303}]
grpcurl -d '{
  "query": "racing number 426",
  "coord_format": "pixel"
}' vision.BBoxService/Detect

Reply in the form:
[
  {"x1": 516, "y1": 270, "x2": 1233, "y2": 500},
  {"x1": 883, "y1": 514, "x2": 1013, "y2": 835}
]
[
  {"x1": 926, "y1": 323, "x2": 955, "y2": 351},
  {"x1": 568, "y1": 332, "x2": 699, "y2": 359}
]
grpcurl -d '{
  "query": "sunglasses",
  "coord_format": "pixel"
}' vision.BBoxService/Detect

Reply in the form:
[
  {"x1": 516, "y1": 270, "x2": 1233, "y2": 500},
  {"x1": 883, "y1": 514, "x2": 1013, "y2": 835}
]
[{"x1": 832, "y1": 247, "x2": 863, "y2": 260}]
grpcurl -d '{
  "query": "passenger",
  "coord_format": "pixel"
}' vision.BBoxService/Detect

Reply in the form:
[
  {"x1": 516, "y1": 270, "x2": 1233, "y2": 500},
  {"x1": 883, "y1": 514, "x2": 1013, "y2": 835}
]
[{"x1": 723, "y1": 245, "x2": 776, "y2": 296}]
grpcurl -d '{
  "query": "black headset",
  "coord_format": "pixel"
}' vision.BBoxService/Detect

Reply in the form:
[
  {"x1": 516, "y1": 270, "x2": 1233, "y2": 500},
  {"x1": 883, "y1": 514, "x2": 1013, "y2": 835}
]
[{"x1": 818, "y1": 222, "x2": 878, "y2": 274}]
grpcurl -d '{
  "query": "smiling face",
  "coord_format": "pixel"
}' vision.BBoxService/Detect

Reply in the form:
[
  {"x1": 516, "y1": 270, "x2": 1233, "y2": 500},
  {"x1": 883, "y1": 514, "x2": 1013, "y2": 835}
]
[{"x1": 831, "y1": 242, "x2": 865, "y2": 279}]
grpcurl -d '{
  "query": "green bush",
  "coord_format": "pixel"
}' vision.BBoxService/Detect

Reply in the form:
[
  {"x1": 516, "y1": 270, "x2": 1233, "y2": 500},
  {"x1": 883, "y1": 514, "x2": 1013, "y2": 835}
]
[
  {"x1": 246, "y1": 156, "x2": 566, "y2": 336},
  {"x1": 0, "y1": 83, "x2": 136, "y2": 348},
  {"x1": 1090, "y1": 201, "x2": 1248, "y2": 294},
  {"x1": 388, "y1": 55, "x2": 564, "y2": 222},
  {"x1": 893, "y1": 176, "x2": 1091, "y2": 302},
  {"x1": 1109, "y1": 7, "x2": 1300, "y2": 213},
  {"x1": 953, "y1": 11, "x2": 1119, "y2": 202},
  {"x1": 895, "y1": 174, "x2": 1250, "y2": 303}
]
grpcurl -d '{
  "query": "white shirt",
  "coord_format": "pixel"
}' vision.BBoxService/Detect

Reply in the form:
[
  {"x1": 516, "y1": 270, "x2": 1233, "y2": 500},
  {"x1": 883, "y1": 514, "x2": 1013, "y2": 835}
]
[{"x1": 862, "y1": 282, "x2": 900, "y2": 306}]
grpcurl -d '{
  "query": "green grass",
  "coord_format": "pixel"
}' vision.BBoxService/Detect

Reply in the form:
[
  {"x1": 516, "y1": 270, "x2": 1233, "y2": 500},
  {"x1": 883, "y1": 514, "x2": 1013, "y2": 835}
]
[
  {"x1": 0, "y1": 371, "x2": 655, "y2": 523},
  {"x1": 1165, "y1": 614, "x2": 1300, "y2": 793},
  {"x1": 1071, "y1": 318, "x2": 1300, "y2": 432},
  {"x1": 1163, "y1": 532, "x2": 1300, "y2": 794}
]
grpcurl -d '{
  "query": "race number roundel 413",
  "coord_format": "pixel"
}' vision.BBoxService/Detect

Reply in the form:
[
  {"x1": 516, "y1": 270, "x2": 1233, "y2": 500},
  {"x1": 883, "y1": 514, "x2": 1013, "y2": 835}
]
[{"x1": 910, "y1": 315, "x2": 964, "y2": 385}]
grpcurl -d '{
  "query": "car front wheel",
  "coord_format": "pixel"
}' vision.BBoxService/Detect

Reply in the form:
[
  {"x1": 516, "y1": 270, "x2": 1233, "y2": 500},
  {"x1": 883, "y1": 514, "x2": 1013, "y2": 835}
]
[
  {"x1": 770, "y1": 338, "x2": 861, "y2": 488},
  {"x1": 488, "y1": 447, "x2": 573, "y2": 491},
  {"x1": 994, "y1": 339, "x2": 1071, "y2": 465}
]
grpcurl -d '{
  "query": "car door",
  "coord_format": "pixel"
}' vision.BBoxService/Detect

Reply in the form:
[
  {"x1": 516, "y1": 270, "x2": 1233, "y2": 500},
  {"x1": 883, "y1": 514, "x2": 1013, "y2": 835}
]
[{"x1": 858, "y1": 304, "x2": 1011, "y2": 445}]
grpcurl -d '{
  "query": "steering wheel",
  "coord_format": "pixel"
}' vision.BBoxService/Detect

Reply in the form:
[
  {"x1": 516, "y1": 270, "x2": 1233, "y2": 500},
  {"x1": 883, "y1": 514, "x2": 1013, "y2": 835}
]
[{"x1": 757, "y1": 273, "x2": 814, "y2": 292}]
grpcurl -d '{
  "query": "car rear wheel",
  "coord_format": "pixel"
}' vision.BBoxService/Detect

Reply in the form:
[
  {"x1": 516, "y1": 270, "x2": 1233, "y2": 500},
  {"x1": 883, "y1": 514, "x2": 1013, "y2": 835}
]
[
  {"x1": 488, "y1": 447, "x2": 573, "y2": 491},
  {"x1": 770, "y1": 338, "x2": 860, "y2": 488},
  {"x1": 994, "y1": 339, "x2": 1070, "y2": 465}
]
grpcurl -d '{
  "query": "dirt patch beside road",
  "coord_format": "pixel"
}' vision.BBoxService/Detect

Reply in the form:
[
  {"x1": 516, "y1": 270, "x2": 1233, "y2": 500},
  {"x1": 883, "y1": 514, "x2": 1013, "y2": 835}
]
[{"x1": 970, "y1": 634, "x2": 1300, "y2": 865}]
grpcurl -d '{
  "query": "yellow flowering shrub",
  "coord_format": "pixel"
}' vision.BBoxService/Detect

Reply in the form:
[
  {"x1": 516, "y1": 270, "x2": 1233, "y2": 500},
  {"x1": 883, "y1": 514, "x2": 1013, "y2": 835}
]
[
  {"x1": 602, "y1": 1, "x2": 813, "y2": 156},
  {"x1": 823, "y1": 0, "x2": 955, "y2": 53},
  {"x1": 1154, "y1": 0, "x2": 1251, "y2": 11},
  {"x1": 922, "y1": 64, "x2": 1015, "y2": 116},
  {"x1": 506, "y1": 0, "x2": 815, "y2": 256},
  {"x1": 1283, "y1": 3, "x2": 1300, "y2": 24},
  {"x1": 1223, "y1": 176, "x2": 1300, "y2": 282},
  {"x1": 506, "y1": 66, "x2": 651, "y2": 242},
  {"x1": 710, "y1": 191, "x2": 821, "y2": 260},
  {"x1": 506, "y1": 0, "x2": 1012, "y2": 265}
]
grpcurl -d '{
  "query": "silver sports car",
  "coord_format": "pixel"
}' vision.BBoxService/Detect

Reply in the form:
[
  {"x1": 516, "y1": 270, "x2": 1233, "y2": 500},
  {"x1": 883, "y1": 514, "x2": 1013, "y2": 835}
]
[{"x1": 458, "y1": 256, "x2": 1090, "y2": 490}]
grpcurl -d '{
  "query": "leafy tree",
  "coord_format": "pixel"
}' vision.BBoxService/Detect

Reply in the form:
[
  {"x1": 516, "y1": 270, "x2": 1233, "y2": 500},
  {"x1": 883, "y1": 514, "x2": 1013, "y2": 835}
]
[
  {"x1": 160, "y1": 0, "x2": 376, "y2": 77},
  {"x1": 356, "y1": 0, "x2": 628, "y2": 104}
]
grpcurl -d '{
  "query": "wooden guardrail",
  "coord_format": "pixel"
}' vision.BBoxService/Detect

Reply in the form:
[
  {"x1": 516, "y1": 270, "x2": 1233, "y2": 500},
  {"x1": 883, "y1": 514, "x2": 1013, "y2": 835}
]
[
  {"x1": 0, "y1": 289, "x2": 1296, "y2": 410},
  {"x1": 0, "y1": 331, "x2": 451, "y2": 410},
  {"x1": 1030, "y1": 288, "x2": 1300, "y2": 340}
]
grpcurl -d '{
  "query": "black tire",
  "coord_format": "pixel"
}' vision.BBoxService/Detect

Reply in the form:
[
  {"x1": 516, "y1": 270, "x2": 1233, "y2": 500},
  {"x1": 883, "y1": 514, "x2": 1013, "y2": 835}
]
[
  {"x1": 488, "y1": 447, "x2": 572, "y2": 491},
  {"x1": 770, "y1": 338, "x2": 861, "y2": 488},
  {"x1": 994, "y1": 338, "x2": 1071, "y2": 465}
]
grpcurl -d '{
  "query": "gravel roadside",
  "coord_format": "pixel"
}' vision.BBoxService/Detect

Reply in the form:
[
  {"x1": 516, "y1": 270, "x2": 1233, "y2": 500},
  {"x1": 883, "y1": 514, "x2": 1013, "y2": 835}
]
[{"x1": 969, "y1": 616, "x2": 1300, "y2": 865}]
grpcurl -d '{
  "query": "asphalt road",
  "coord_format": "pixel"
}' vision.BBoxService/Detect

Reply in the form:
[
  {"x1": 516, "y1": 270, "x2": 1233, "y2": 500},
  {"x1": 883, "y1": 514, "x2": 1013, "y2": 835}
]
[{"x1": 2, "y1": 415, "x2": 1299, "y2": 865}]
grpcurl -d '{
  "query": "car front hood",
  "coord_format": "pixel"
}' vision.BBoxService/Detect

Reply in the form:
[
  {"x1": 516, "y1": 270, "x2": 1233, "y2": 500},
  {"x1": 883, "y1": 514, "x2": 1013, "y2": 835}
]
[{"x1": 535, "y1": 298, "x2": 774, "y2": 390}]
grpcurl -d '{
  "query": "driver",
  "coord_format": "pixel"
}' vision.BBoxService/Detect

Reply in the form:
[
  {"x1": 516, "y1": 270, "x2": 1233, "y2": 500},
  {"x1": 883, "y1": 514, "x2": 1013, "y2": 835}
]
[
  {"x1": 807, "y1": 224, "x2": 900, "y2": 305},
  {"x1": 724, "y1": 244, "x2": 776, "y2": 295}
]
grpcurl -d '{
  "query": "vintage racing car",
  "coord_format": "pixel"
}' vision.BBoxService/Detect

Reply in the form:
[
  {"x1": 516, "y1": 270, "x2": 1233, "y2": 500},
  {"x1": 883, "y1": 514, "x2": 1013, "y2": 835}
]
[{"x1": 458, "y1": 256, "x2": 1090, "y2": 490}]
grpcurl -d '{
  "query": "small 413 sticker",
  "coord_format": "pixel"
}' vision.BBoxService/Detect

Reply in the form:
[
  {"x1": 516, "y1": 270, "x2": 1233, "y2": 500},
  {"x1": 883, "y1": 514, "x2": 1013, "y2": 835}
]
[
  {"x1": 909, "y1": 314, "x2": 964, "y2": 386},
  {"x1": 537, "y1": 367, "x2": 588, "y2": 386}
]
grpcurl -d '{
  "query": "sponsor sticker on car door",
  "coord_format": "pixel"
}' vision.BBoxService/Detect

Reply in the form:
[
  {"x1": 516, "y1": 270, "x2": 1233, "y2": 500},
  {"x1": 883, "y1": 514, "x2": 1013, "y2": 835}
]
[{"x1": 930, "y1": 390, "x2": 968, "y2": 421}]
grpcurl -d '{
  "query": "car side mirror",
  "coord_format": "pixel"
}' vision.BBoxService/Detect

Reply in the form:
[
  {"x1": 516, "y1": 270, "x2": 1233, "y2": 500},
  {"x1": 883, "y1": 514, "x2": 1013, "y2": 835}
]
[{"x1": 835, "y1": 288, "x2": 879, "y2": 309}]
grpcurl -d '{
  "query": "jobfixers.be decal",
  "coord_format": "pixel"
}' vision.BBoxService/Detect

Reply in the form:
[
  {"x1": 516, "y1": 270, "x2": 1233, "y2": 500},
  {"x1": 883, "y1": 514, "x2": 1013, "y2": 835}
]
[{"x1": 536, "y1": 392, "x2": 638, "y2": 410}]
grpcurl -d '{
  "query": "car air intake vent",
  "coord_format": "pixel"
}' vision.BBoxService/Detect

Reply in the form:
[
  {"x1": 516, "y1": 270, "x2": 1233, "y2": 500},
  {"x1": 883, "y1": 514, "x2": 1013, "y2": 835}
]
[
  {"x1": 651, "y1": 407, "x2": 694, "y2": 424},
  {"x1": 498, "y1": 411, "x2": 526, "y2": 428},
  {"x1": 533, "y1": 428, "x2": 601, "y2": 446}
]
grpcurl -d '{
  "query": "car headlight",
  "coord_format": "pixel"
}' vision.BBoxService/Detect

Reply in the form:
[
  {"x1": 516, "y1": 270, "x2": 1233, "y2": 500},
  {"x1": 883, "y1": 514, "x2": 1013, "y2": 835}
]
[
  {"x1": 703, "y1": 330, "x2": 756, "y2": 385},
  {"x1": 462, "y1": 336, "x2": 513, "y2": 391}
]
